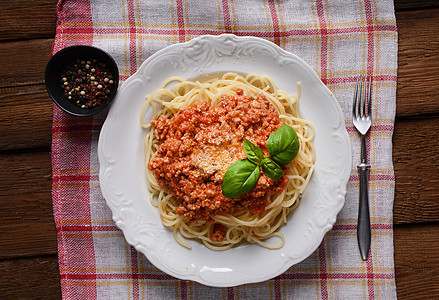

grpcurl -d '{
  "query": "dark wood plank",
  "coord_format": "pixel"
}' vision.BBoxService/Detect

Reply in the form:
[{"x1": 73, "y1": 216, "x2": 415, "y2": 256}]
[
  {"x1": 0, "y1": 115, "x2": 437, "y2": 259},
  {"x1": 0, "y1": 5, "x2": 437, "y2": 151},
  {"x1": 0, "y1": 0, "x2": 436, "y2": 42},
  {"x1": 0, "y1": 85, "x2": 437, "y2": 259},
  {"x1": 0, "y1": 1, "x2": 437, "y2": 299},
  {"x1": 0, "y1": 0, "x2": 58, "y2": 41},
  {"x1": 0, "y1": 151, "x2": 56, "y2": 259},
  {"x1": 396, "y1": 8, "x2": 439, "y2": 117},
  {"x1": 395, "y1": 0, "x2": 439, "y2": 12},
  {"x1": 0, "y1": 39, "x2": 53, "y2": 87},
  {"x1": 394, "y1": 223, "x2": 439, "y2": 299},
  {"x1": 0, "y1": 255, "x2": 61, "y2": 299},
  {"x1": 0, "y1": 223, "x2": 58, "y2": 260},
  {"x1": 0, "y1": 223, "x2": 438, "y2": 299},
  {"x1": 0, "y1": 9, "x2": 436, "y2": 116},
  {"x1": 0, "y1": 84, "x2": 53, "y2": 151},
  {"x1": 393, "y1": 117, "x2": 439, "y2": 224}
]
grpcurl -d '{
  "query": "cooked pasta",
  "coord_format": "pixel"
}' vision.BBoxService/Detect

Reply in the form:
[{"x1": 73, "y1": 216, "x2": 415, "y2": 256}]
[{"x1": 140, "y1": 72, "x2": 315, "y2": 250}]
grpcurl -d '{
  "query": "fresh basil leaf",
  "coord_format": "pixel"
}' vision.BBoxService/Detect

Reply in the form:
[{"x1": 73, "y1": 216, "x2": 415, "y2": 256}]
[
  {"x1": 266, "y1": 124, "x2": 300, "y2": 166},
  {"x1": 261, "y1": 157, "x2": 284, "y2": 180},
  {"x1": 243, "y1": 138, "x2": 264, "y2": 165},
  {"x1": 222, "y1": 159, "x2": 260, "y2": 198}
]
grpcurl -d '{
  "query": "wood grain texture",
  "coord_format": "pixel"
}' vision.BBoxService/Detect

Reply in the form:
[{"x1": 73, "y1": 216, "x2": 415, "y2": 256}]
[
  {"x1": 396, "y1": 8, "x2": 439, "y2": 117},
  {"x1": 0, "y1": 0, "x2": 58, "y2": 41},
  {"x1": 0, "y1": 0, "x2": 438, "y2": 298},
  {"x1": 0, "y1": 115, "x2": 435, "y2": 259},
  {"x1": 0, "y1": 5, "x2": 437, "y2": 149},
  {"x1": 0, "y1": 39, "x2": 53, "y2": 87},
  {"x1": 0, "y1": 10, "x2": 436, "y2": 114},
  {"x1": 0, "y1": 151, "x2": 56, "y2": 259},
  {"x1": 0, "y1": 256, "x2": 61, "y2": 299},
  {"x1": 0, "y1": 85, "x2": 53, "y2": 151},
  {"x1": 0, "y1": 223, "x2": 438, "y2": 299},
  {"x1": 394, "y1": 0, "x2": 439, "y2": 11},
  {"x1": 394, "y1": 223, "x2": 439, "y2": 300},
  {"x1": 393, "y1": 117, "x2": 439, "y2": 224}
]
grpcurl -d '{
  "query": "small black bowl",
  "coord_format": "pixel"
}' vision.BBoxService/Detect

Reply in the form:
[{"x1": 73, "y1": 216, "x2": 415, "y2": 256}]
[{"x1": 45, "y1": 45, "x2": 119, "y2": 117}]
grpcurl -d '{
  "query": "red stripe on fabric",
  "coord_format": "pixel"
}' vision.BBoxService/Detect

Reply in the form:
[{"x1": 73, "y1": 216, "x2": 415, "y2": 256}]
[
  {"x1": 127, "y1": 0, "x2": 137, "y2": 75},
  {"x1": 281, "y1": 24, "x2": 396, "y2": 36},
  {"x1": 347, "y1": 124, "x2": 395, "y2": 132},
  {"x1": 60, "y1": 273, "x2": 97, "y2": 281},
  {"x1": 53, "y1": 174, "x2": 93, "y2": 182},
  {"x1": 54, "y1": 24, "x2": 94, "y2": 36},
  {"x1": 332, "y1": 224, "x2": 393, "y2": 231},
  {"x1": 316, "y1": 0, "x2": 328, "y2": 85},
  {"x1": 372, "y1": 124, "x2": 395, "y2": 131},
  {"x1": 54, "y1": 2, "x2": 94, "y2": 46},
  {"x1": 176, "y1": 0, "x2": 186, "y2": 42},
  {"x1": 227, "y1": 287, "x2": 234, "y2": 300},
  {"x1": 365, "y1": 1, "x2": 375, "y2": 75},
  {"x1": 268, "y1": 0, "x2": 281, "y2": 46},
  {"x1": 57, "y1": 225, "x2": 120, "y2": 232},
  {"x1": 221, "y1": 0, "x2": 232, "y2": 33},
  {"x1": 361, "y1": 0, "x2": 375, "y2": 219},
  {"x1": 346, "y1": 124, "x2": 395, "y2": 133},
  {"x1": 52, "y1": 4, "x2": 97, "y2": 300},
  {"x1": 318, "y1": 244, "x2": 329, "y2": 299},
  {"x1": 367, "y1": 253, "x2": 375, "y2": 298},
  {"x1": 56, "y1": 27, "x2": 102, "y2": 35},
  {"x1": 326, "y1": 74, "x2": 397, "y2": 85},
  {"x1": 281, "y1": 272, "x2": 394, "y2": 280},
  {"x1": 274, "y1": 277, "x2": 281, "y2": 300},
  {"x1": 59, "y1": 24, "x2": 397, "y2": 40},
  {"x1": 54, "y1": 1, "x2": 66, "y2": 52},
  {"x1": 180, "y1": 280, "x2": 187, "y2": 300},
  {"x1": 149, "y1": 24, "x2": 395, "y2": 36},
  {"x1": 349, "y1": 174, "x2": 396, "y2": 182},
  {"x1": 119, "y1": 74, "x2": 132, "y2": 82},
  {"x1": 60, "y1": 273, "x2": 175, "y2": 280},
  {"x1": 52, "y1": 123, "x2": 97, "y2": 134},
  {"x1": 366, "y1": 128, "x2": 372, "y2": 168},
  {"x1": 315, "y1": 2, "x2": 329, "y2": 297},
  {"x1": 363, "y1": 1, "x2": 376, "y2": 297},
  {"x1": 130, "y1": 246, "x2": 140, "y2": 300}
]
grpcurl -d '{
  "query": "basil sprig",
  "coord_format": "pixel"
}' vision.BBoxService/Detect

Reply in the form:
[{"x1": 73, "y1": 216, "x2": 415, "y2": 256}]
[
  {"x1": 243, "y1": 138, "x2": 264, "y2": 165},
  {"x1": 266, "y1": 124, "x2": 300, "y2": 166},
  {"x1": 261, "y1": 157, "x2": 283, "y2": 180},
  {"x1": 222, "y1": 125, "x2": 300, "y2": 199},
  {"x1": 222, "y1": 159, "x2": 260, "y2": 199}
]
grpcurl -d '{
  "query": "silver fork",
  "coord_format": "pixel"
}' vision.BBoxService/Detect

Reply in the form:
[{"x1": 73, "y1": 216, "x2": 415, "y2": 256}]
[{"x1": 352, "y1": 75, "x2": 372, "y2": 261}]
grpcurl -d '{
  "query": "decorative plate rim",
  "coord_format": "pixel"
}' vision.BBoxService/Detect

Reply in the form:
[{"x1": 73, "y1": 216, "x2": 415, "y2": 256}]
[{"x1": 98, "y1": 34, "x2": 352, "y2": 287}]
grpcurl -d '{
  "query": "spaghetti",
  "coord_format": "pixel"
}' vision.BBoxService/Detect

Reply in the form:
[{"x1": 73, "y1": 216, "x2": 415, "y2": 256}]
[{"x1": 140, "y1": 73, "x2": 315, "y2": 250}]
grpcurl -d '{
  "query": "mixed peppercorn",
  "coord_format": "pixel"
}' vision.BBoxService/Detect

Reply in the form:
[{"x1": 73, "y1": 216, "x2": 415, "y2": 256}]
[{"x1": 60, "y1": 58, "x2": 115, "y2": 109}]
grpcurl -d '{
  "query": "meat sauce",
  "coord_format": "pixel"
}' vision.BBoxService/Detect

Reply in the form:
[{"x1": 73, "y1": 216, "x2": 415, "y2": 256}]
[{"x1": 148, "y1": 90, "x2": 289, "y2": 238}]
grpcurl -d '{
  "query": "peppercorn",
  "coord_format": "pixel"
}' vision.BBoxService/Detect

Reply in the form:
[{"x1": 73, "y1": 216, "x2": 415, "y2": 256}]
[{"x1": 60, "y1": 57, "x2": 115, "y2": 109}]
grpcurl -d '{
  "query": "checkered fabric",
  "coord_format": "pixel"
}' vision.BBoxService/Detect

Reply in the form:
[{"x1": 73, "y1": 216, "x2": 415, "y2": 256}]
[{"x1": 51, "y1": 0, "x2": 398, "y2": 299}]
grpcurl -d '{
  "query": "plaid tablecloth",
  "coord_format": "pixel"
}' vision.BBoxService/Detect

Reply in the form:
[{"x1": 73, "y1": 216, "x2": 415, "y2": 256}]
[{"x1": 51, "y1": 0, "x2": 398, "y2": 298}]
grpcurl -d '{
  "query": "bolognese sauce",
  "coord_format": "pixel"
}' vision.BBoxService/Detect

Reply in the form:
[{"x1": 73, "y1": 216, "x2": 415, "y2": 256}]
[{"x1": 148, "y1": 90, "x2": 288, "y2": 227}]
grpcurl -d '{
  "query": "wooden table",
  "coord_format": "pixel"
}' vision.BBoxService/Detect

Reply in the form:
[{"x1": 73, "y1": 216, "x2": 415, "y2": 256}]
[{"x1": 0, "y1": 0, "x2": 438, "y2": 298}]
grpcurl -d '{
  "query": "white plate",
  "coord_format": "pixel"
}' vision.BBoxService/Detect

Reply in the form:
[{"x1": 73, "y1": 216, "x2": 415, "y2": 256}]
[{"x1": 98, "y1": 34, "x2": 351, "y2": 287}]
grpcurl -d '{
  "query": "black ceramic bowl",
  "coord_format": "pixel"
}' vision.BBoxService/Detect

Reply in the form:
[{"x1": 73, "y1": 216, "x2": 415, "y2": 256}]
[{"x1": 45, "y1": 45, "x2": 119, "y2": 117}]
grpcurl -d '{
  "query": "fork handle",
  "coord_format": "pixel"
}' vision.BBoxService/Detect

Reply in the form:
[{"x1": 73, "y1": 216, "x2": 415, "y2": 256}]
[{"x1": 357, "y1": 164, "x2": 371, "y2": 260}]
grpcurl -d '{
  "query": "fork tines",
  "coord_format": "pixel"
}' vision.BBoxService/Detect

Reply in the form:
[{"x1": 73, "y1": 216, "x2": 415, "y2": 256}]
[{"x1": 353, "y1": 75, "x2": 372, "y2": 119}]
